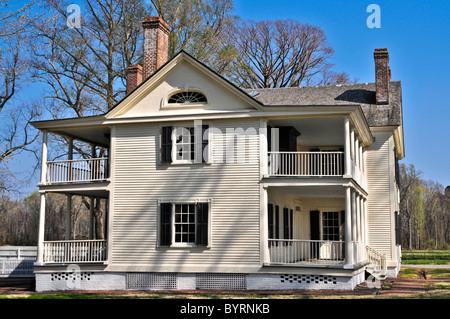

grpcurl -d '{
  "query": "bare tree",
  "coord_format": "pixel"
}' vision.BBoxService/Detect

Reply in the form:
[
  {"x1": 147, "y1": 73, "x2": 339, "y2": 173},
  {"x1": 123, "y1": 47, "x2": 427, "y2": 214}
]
[
  {"x1": 224, "y1": 19, "x2": 354, "y2": 89},
  {"x1": 33, "y1": 0, "x2": 152, "y2": 112},
  {"x1": 399, "y1": 163, "x2": 422, "y2": 250},
  {"x1": 151, "y1": 0, "x2": 236, "y2": 73},
  {"x1": 0, "y1": 0, "x2": 35, "y2": 111},
  {"x1": 0, "y1": 1, "x2": 41, "y2": 194}
]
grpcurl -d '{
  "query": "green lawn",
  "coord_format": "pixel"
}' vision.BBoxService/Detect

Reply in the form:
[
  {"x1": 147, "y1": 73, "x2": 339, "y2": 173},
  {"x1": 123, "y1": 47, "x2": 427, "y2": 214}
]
[{"x1": 401, "y1": 250, "x2": 450, "y2": 265}]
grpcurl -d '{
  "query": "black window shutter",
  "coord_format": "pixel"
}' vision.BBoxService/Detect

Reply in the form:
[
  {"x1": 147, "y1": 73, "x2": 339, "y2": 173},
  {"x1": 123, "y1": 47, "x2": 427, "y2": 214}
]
[
  {"x1": 268, "y1": 204, "x2": 274, "y2": 239},
  {"x1": 275, "y1": 205, "x2": 280, "y2": 239},
  {"x1": 310, "y1": 210, "x2": 320, "y2": 259},
  {"x1": 196, "y1": 202, "x2": 209, "y2": 246},
  {"x1": 310, "y1": 210, "x2": 320, "y2": 240},
  {"x1": 283, "y1": 207, "x2": 289, "y2": 239},
  {"x1": 395, "y1": 211, "x2": 401, "y2": 245},
  {"x1": 290, "y1": 209, "x2": 294, "y2": 239},
  {"x1": 161, "y1": 126, "x2": 173, "y2": 163},
  {"x1": 201, "y1": 125, "x2": 209, "y2": 163},
  {"x1": 160, "y1": 203, "x2": 172, "y2": 246},
  {"x1": 340, "y1": 210, "x2": 346, "y2": 258}
]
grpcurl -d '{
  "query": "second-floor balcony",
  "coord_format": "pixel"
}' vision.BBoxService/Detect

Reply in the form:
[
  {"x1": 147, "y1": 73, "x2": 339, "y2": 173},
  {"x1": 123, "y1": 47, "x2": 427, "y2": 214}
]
[
  {"x1": 264, "y1": 117, "x2": 369, "y2": 189},
  {"x1": 268, "y1": 151, "x2": 344, "y2": 177},
  {"x1": 45, "y1": 157, "x2": 109, "y2": 184},
  {"x1": 266, "y1": 150, "x2": 366, "y2": 188}
]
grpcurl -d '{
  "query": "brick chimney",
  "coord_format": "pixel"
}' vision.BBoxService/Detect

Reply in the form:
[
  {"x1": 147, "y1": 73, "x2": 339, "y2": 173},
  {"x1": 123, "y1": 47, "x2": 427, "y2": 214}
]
[
  {"x1": 126, "y1": 64, "x2": 142, "y2": 94},
  {"x1": 142, "y1": 16, "x2": 170, "y2": 81},
  {"x1": 374, "y1": 48, "x2": 391, "y2": 105}
]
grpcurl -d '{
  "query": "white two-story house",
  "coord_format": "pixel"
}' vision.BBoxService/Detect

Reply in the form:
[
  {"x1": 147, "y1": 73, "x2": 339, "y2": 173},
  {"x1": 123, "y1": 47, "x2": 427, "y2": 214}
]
[{"x1": 32, "y1": 17, "x2": 404, "y2": 291}]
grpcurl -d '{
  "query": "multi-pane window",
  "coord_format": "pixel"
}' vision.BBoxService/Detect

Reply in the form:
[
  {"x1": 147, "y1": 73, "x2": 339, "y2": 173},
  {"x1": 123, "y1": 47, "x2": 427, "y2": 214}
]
[
  {"x1": 322, "y1": 211, "x2": 340, "y2": 241},
  {"x1": 168, "y1": 91, "x2": 207, "y2": 104},
  {"x1": 159, "y1": 202, "x2": 209, "y2": 247},
  {"x1": 161, "y1": 124, "x2": 209, "y2": 164},
  {"x1": 174, "y1": 204, "x2": 196, "y2": 243},
  {"x1": 174, "y1": 127, "x2": 195, "y2": 162}
]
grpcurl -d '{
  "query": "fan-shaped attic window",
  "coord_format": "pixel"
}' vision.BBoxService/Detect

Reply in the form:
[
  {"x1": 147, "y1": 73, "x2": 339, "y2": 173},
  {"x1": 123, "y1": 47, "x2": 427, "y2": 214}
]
[{"x1": 168, "y1": 91, "x2": 208, "y2": 104}]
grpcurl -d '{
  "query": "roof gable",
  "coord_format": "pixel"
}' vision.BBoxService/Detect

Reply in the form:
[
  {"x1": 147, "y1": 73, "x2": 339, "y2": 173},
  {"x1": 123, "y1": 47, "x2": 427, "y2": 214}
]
[{"x1": 106, "y1": 51, "x2": 262, "y2": 119}]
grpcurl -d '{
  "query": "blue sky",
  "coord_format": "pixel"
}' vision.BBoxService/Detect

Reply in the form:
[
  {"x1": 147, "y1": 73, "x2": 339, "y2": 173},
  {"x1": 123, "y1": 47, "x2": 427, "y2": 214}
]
[
  {"x1": 233, "y1": 0, "x2": 450, "y2": 187},
  {"x1": 4, "y1": 0, "x2": 450, "y2": 196}
]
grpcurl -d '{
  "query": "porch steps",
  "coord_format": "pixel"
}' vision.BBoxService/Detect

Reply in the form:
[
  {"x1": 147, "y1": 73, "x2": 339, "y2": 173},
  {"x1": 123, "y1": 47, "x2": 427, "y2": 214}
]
[{"x1": 366, "y1": 264, "x2": 387, "y2": 281}]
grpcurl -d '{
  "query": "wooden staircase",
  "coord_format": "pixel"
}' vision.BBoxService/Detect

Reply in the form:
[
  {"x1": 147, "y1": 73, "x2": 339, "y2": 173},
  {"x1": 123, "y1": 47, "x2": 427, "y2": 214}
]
[{"x1": 365, "y1": 246, "x2": 387, "y2": 281}]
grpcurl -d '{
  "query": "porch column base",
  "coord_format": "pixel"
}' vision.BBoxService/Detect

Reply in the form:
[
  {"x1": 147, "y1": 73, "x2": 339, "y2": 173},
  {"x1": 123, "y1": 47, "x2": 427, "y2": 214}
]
[{"x1": 343, "y1": 264, "x2": 354, "y2": 269}]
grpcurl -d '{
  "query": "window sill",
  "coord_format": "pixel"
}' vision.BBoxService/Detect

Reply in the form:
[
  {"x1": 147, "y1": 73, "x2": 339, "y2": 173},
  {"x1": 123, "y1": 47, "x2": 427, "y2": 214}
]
[
  {"x1": 157, "y1": 244, "x2": 210, "y2": 249},
  {"x1": 161, "y1": 104, "x2": 211, "y2": 109},
  {"x1": 160, "y1": 161, "x2": 211, "y2": 166}
]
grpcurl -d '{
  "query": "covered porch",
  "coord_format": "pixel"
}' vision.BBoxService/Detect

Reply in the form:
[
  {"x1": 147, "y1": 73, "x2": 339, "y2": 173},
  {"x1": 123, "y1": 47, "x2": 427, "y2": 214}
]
[
  {"x1": 35, "y1": 123, "x2": 111, "y2": 265},
  {"x1": 264, "y1": 116, "x2": 368, "y2": 189},
  {"x1": 262, "y1": 184, "x2": 384, "y2": 272}
]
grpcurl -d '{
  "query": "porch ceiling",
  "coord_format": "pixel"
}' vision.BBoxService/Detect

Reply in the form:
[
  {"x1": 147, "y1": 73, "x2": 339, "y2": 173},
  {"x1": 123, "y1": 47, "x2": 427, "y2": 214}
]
[
  {"x1": 273, "y1": 185, "x2": 345, "y2": 198},
  {"x1": 51, "y1": 126, "x2": 110, "y2": 147},
  {"x1": 268, "y1": 117, "x2": 344, "y2": 147}
]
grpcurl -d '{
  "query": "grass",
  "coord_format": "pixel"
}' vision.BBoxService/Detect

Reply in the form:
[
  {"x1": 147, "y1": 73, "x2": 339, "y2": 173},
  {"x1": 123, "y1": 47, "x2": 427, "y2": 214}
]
[
  {"x1": 1, "y1": 259, "x2": 450, "y2": 300},
  {"x1": 401, "y1": 250, "x2": 450, "y2": 265}
]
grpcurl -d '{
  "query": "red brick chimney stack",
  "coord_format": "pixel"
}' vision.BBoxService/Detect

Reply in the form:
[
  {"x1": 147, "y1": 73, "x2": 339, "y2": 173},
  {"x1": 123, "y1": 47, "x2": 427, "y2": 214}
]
[
  {"x1": 142, "y1": 16, "x2": 170, "y2": 81},
  {"x1": 374, "y1": 48, "x2": 391, "y2": 105},
  {"x1": 126, "y1": 64, "x2": 142, "y2": 94}
]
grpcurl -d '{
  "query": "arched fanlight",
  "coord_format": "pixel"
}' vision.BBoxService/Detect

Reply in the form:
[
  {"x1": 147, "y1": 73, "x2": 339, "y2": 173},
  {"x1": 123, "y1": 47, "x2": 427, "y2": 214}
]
[{"x1": 168, "y1": 91, "x2": 207, "y2": 104}]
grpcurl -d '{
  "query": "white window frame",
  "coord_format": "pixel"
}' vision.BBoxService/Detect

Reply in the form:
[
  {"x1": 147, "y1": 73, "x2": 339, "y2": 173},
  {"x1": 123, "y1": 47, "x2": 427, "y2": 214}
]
[
  {"x1": 317, "y1": 207, "x2": 344, "y2": 241},
  {"x1": 157, "y1": 199, "x2": 212, "y2": 248},
  {"x1": 173, "y1": 202, "x2": 197, "y2": 246},
  {"x1": 161, "y1": 88, "x2": 210, "y2": 109},
  {"x1": 170, "y1": 123, "x2": 210, "y2": 164},
  {"x1": 172, "y1": 126, "x2": 195, "y2": 164}
]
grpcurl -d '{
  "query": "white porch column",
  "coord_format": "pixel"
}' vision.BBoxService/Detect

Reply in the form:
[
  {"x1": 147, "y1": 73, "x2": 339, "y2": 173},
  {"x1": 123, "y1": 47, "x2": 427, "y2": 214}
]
[
  {"x1": 356, "y1": 194, "x2": 361, "y2": 262},
  {"x1": 40, "y1": 131, "x2": 48, "y2": 184},
  {"x1": 364, "y1": 198, "x2": 369, "y2": 246},
  {"x1": 262, "y1": 186, "x2": 270, "y2": 264},
  {"x1": 355, "y1": 137, "x2": 359, "y2": 169},
  {"x1": 89, "y1": 144, "x2": 97, "y2": 240},
  {"x1": 260, "y1": 120, "x2": 268, "y2": 176},
  {"x1": 36, "y1": 192, "x2": 46, "y2": 264},
  {"x1": 351, "y1": 190, "x2": 357, "y2": 263},
  {"x1": 359, "y1": 143, "x2": 363, "y2": 170},
  {"x1": 37, "y1": 131, "x2": 48, "y2": 264},
  {"x1": 344, "y1": 187, "x2": 353, "y2": 265},
  {"x1": 344, "y1": 118, "x2": 352, "y2": 177},
  {"x1": 67, "y1": 137, "x2": 73, "y2": 181},
  {"x1": 360, "y1": 196, "x2": 366, "y2": 260},
  {"x1": 356, "y1": 194, "x2": 361, "y2": 241},
  {"x1": 89, "y1": 197, "x2": 95, "y2": 240},
  {"x1": 65, "y1": 194, "x2": 72, "y2": 240},
  {"x1": 350, "y1": 128, "x2": 355, "y2": 164}
]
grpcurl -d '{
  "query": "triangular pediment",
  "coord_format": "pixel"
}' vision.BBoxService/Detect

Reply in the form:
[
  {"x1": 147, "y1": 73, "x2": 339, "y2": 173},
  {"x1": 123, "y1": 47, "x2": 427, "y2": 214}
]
[{"x1": 106, "y1": 51, "x2": 262, "y2": 119}]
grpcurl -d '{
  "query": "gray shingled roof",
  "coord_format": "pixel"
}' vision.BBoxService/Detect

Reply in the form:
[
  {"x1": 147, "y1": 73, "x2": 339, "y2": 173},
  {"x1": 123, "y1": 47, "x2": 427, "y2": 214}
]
[{"x1": 245, "y1": 81, "x2": 402, "y2": 127}]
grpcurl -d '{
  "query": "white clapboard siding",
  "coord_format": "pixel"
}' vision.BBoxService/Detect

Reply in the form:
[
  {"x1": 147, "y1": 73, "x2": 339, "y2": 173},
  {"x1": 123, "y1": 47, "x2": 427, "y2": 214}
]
[
  {"x1": 366, "y1": 131, "x2": 393, "y2": 260},
  {"x1": 110, "y1": 119, "x2": 261, "y2": 270}
]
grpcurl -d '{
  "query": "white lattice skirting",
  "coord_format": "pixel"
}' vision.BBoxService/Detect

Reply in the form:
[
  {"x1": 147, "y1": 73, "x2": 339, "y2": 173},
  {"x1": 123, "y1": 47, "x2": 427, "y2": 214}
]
[{"x1": 36, "y1": 271, "x2": 365, "y2": 292}]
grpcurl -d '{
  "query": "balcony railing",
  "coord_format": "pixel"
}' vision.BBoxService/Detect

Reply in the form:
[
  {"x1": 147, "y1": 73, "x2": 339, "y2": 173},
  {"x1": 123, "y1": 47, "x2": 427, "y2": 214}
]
[
  {"x1": 43, "y1": 240, "x2": 107, "y2": 263},
  {"x1": 268, "y1": 239, "x2": 345, "y2": 265},
  {"x1": 46, "y1": 158, "x2": 109, "y2": 184},
  {"x1": 268, "y1": 151, "x2": 344, "y2": 177}
]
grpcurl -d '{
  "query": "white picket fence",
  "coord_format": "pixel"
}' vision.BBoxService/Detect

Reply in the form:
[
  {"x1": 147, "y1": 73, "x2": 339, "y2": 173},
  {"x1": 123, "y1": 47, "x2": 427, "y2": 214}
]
[{"x1": 0, "y1": 246, "x2": 37, "y2": 277}]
